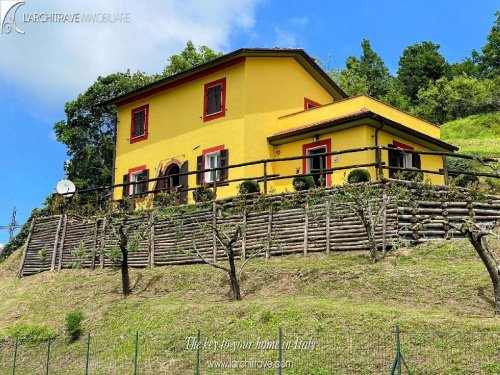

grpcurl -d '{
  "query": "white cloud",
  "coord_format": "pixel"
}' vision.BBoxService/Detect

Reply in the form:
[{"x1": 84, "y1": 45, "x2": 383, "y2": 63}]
[
  {"x1": 0, "y1": 0, "x2": 261, "y2": 103},
  {"x1": 274, "y1": 26, "x2": 298, "y2": 48}
]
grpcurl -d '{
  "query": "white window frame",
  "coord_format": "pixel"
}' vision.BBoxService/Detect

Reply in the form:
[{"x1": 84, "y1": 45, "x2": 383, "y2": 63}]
[
  {"x1": 129, "y1": 170, "x2": 144, "y2": 195},
  {"x1": 204, "y1": 151, "x2": 221, "y2": 183},
  {"x1": 305, "y1": 145, "x2": 327, "y2": 174}
]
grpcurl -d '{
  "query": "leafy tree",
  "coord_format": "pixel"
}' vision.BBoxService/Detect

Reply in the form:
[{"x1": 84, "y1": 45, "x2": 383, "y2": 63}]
[
  {"x1": 336, "y1": 39, "x2": 391, "y2": 98},
  {"x1": 54, "y1": 71, "x2": 151, "y2": 190},
  {"x1": 160, "y1": 41, "x2": 223, "y2": 78},
  {"x1": 397, "y1": 41, "x2": 448, "y2": 104},
  {"x1": 414, "y1": 74, "x2": 500, "y2": 123},
  {"x1": 478, "y1": 11, "x2": 500, "y2": 78}
]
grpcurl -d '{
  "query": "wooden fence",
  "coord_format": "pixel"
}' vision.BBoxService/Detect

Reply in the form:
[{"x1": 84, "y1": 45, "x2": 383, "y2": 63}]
[{"x1": 19, "y1": 185, "x2": 500, "y2": 277}]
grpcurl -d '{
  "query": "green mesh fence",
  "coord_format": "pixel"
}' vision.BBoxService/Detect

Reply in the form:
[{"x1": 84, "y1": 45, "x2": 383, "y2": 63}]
[{"x1": 0, "y1": 328, "x2": 498, "y2": 374}]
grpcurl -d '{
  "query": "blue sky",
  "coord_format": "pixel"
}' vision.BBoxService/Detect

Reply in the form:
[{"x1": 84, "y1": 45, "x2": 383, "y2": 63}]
[{"x1": 0, "y1": 0, "x2": 497, "y2": 244}]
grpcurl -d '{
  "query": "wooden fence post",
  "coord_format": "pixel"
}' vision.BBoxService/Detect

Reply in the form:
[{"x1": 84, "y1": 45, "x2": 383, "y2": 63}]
[
  {"x1": 325, "y1": 201, "x2": 331, "y2": 255},
  {"x1": 376, "y1": 147, "x2": 383, "y2": 180},
  {"x1": 212, "y1": 201, "x2": 217, "y2": 262},
  {"x1": 266, "y1": 205, "x2": 273, "y2": 259},
  {"x1": 263, "y1": 161, "x2": 268, "y2": 195},
  {"x1": 50, "y1": 215, "x2": 63, "y2": 272},
  {"x1": 99, "y1": 218, "x2": 106, "y2": 269},
  {"x1": 303, "y1": 202, "x2": 309, "y2": 256},
  {"x1": 91, "y1": 219, "x2": 99, "y2": 270},
  {"x1": 442, "y1": 155, "x2": 449, "y2": 186},
  {"x1": 57, "y1": 215, "x2": 68, "y2": 271},
  {"x1": 382, "y1": 190, "x2": 388, "y2": 255},
  {"x1": 18, "y1": 217, "x2": 36, "y2": 278},
  {"x1": 241, "y1": 207, "x2": 247, "y2": 260},
  {"x1": 149, "y1": 212, "x2": 155, "y2": 268}
]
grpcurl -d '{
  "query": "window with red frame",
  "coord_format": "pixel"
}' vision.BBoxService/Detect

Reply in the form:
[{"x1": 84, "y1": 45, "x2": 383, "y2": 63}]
[
  {"x1": 130, "y1": 105, "x2": 149, "y2": 143},
  {"x1": 302, "y1": 139, "x2": 331, "y2": 186},
  {"x1": 196, "y1": 145, "x2": 229, "y2": 184},
  {"x1": 388, "y1": 140, "x2": 421, "y2": 178},
  {"x1": 304, "y1": 98, "x2": 320, "y2": 110},
  {"x1": 204, "y1": 78, "x2": 226, "y2": 121},
  {"x1": 122, "y1": 165, "x2": 149, "y2": 198}
]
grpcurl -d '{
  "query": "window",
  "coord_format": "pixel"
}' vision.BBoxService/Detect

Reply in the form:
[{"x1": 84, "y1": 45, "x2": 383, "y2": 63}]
[
  {"x1": 388, "y1": 141, "x2": 421, "y2": 178},
  {"x1": 302, "y1": 139, "x2": 332, "y2": 186},
  {"x1": 130, "y1": 105, "x2": 149, "y2": 144},
  {"x1": 205, "y1": 152, "x2": 221, "y2": 183},
  {"x1": 304, "y1": 98, "x2": 320, "y2": 110},
  {"x1": 196, "y1": 145, "x2": 229, "y2": 184},
  {"x1": 122, "y1": 166, "x2": 149, "y2": 198},
  {"x1": 204, "y1": 78, "x2": 226, "y2": 121}
]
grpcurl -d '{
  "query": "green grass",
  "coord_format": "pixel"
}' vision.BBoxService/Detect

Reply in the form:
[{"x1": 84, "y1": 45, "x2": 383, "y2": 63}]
[
  {"x1": 0, "y1": 241, "x2": 499, "y2": 374},
  {"x1": 441, "y1": 112, "x2": 500, "y2": 157}
]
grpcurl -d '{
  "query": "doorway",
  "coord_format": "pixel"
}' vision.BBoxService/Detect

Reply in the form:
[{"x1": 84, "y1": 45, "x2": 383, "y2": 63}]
[{"x1": 307, "y1": 146, "x2": 327, "y2": 186}]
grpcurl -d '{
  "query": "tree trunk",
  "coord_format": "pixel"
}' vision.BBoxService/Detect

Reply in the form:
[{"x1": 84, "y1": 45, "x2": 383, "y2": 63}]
[
  {"x1": 365, "y1": 222, "x2": 380, "y2": 263},
  {"x1": 469, "y1": 234, "x2": 500, "y2": 317},
  {"x1": 118, "y1": 223, "x2": 131, "y2": 296},
  {"x1": 495, "y1": 282, "x2": 500, "y2": 317},
  {"x1": 227, "y1": 247, "x2": 241, "y2": 301}
]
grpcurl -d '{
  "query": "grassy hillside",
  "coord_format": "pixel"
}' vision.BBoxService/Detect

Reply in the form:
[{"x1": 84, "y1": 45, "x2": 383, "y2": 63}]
[
  {"x1": 0, "y1": 241, "x2": 499, "y2": 374},
  {"x1": 441, "y1": 112, "x2": 500, "y2": 157}
]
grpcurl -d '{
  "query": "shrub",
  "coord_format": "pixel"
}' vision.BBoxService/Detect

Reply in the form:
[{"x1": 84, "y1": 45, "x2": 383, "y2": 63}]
[
  {"x1": 239, "y1": 180, "x2": 261, "y2": 195},
  {"x1": 153, "y1": 191, "x2": 173, "y2": 208},
  {"x1": 7, "y1": 324, "x2": 56, "y2": 342},
  {"x1": 193, "y1": 187, "x2": 215, "y2": 203},
  {"x1": 292, "y1": 176, "x2": 315, "y2": 191},
  {"x1": 347, "y1": 169, "x2": 371, "y2": 183},
  {"x1": 38, "y1": 248, "x2": 47, "y2": 263},
  {"x1": 65, "y1": 310, "x2": 83, "y2": 342},
  {"x1": 453, "y1": 173, "x2": 479, "y2": 187},
  {"x1": 397, "y1": 168, "x2": 424, "y2": 182}
]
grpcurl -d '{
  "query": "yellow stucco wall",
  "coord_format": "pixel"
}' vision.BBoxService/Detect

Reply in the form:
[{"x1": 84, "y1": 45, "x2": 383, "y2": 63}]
[
  {"x1": 113, "y1": 58, "x2": 447, "y2": 202},
  {"x1": 113, "y1": 56, "x2": 335, "y2": 200},
  {"x1": 277, "y1": 96, "x2": 440, "y2": 139}
]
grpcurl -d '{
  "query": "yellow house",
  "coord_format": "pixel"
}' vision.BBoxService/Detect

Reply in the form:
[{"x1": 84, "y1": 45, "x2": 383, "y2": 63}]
[{"x1": 103, "y1": 48, "x2": 457, "y2": 203}]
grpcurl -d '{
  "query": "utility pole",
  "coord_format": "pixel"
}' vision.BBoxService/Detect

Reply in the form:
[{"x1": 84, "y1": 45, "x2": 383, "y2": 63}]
[{"x1": 0, "y1": 207, "x2": 21, "y2": 241}]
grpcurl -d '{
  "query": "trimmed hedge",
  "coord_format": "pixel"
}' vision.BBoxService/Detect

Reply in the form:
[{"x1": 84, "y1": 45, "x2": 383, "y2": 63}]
[
  {"x1": 239, "y1": 180, "x2": 261, "y2": 195},
  {"x1": 193, "y1": 187, "x2": 215, "y2": 203},
  {"x1": 293, "y1": 176, "x2": 315, "y2": 191},
  {"x1": 347, "y1": 169, "x2": 371, "y2": 183}
]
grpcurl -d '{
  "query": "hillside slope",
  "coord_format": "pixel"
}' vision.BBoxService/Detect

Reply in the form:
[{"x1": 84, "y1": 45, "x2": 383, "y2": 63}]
[
  {"x1": 0, "y1": 241, "x2": 499, "y2": 374},
  {"x1": 441, "y1": 112, "x2": 500, "y2": 157}
]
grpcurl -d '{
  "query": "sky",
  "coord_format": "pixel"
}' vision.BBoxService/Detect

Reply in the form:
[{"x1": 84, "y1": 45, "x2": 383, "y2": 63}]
[{"x1": 0, "y1": 0, "x2": 497, "y2": 244}]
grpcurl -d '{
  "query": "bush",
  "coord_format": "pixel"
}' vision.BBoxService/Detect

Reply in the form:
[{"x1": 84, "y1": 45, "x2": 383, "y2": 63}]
[
  {"x1": 153, "y1": 191, "x2": 173, "y2": 208},
  {"x1": 193, "y1": 187, "x2": 215, "y2": 203},
  {"x1": 7, "y1": 324, "x2": 56, "y2": 342},
  {"x1": 38, "y1": 248, "x2": 47, "y2": 263},
  {"x1": 239, "y1": 180, "x2": 261, "y2": 195},
  {"x1": 292, "y1": 176, "x2": 316, "y2": 191},
  {"x1": 65, "y1": 310, "x2": 83, "y2": 342},
  {"x1": 347, "y1": 169, "x2": 371, "y2": 183},
  {"x1": 453, "y1": 173, "x2": 479, "y2": 187},
  {"x1": 397, "y1": 168, "x2": 424, "y2": 182}
]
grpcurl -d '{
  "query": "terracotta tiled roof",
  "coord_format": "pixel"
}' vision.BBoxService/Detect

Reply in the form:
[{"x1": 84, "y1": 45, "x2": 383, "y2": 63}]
[{"x1": 273, "y1": 108, "x2": 370, "y2": 137}]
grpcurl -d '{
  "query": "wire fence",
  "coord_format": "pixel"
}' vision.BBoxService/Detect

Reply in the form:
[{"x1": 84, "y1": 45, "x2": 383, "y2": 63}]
[{"x1": 1, "y1": 327, "x2": 499, "y2": 374}]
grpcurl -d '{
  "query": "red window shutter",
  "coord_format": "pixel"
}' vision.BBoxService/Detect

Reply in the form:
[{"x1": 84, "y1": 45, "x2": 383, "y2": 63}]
[{"x1": 196, "y1": 155, "x2": 203, "y2": 184}]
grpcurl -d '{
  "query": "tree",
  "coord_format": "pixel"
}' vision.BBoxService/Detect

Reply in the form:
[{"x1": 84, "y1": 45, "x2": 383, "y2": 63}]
[
  {"x1": 397, "y1": 41, "x2": 448, "y2": 104},
  {"x1": 329, "y1": 182, "x2": 408, "y2": 262},
  {"x1": 478, "y1": 11, "x2": 500, "y2": 78},
  {"x1": 192, "y1": 222, "x2": 245, "y2": 300},
  {"x1": 449, "y1": 219, "x2": 500, "y2": 316},
  {"x1": 336, "y1": 39, "x2": 391, "y2": 98},
  {"x1": 160, "y1": 41, "x2": 223, "y2": 78},
  {"x1": 54, "y1": 71, "x2": 151, "y2": 190},
  {"x1": 107, "y1": 210, "x2": 153, "y2": 296},
  {"x1": 414, "y1": 74, "x2": 500, "y2": 124}
]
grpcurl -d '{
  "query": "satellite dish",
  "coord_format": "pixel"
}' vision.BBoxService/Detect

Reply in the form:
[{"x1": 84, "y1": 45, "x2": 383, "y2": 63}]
[{"x1": 56, "y1": 179, "x2": 76, "y2": 197}]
